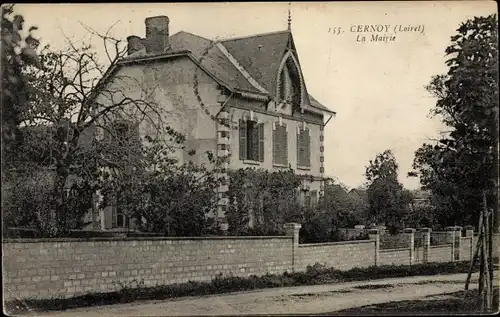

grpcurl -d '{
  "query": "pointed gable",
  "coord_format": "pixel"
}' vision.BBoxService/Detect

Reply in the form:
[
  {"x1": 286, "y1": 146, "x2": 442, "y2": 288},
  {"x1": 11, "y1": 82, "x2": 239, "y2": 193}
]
[
  {"x1": 220, "y1": 31, "x2": 330, "y2": 114},
  {"x1": 221, "y1": 31, "x2": 290, "y2": 97}
]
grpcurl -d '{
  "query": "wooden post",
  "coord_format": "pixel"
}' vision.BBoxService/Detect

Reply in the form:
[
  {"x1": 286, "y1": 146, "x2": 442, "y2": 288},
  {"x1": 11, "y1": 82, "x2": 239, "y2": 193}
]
[
  {"x1": 465, "y1": 231, "x2": 482, "y2": 291},
  {"x1": 480, "y1": 191, "x2": 493, "y2": 312},
  {"x1": 465, "y1": 213, "x2": 483, "y2": 295},
  {"x1": 482, "y1": 216, "x2": 491, "y2": 311}
]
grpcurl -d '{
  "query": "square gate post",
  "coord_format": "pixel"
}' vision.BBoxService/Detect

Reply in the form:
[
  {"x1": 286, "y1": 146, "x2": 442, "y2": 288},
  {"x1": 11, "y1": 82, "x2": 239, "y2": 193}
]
[
  {"x1": 284, "y1": 223, "x2": 301, "y2": 272},
  {"x1": 368, "y1": 229, "x2": 380, "y2": 266},
  {"x1": 419, "y1": 228, "x2": 432, "y2": 264},
  {"x1": 404, "y1": 228, "x2": 416, "y2": 265}
]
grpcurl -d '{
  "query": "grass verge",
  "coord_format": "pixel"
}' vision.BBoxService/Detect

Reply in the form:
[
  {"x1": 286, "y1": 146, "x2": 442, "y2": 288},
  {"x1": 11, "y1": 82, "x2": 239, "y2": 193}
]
[
  {"x1": 4, "y1": 260, "x2": 485, "y2": 315},
  {"x1": 329, "y1": 287, "x2": 499, "y2": 315}
]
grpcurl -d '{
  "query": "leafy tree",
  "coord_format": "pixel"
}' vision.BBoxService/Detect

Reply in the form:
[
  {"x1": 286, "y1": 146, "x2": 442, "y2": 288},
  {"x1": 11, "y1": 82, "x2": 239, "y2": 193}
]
[
  {"x1": 1, "y1": 5, "x2": 39, "y2": 166},
  {"x1": 226, "y1": 168, "x2": 302, "y2": 235},
  {"x1": 97, "y1": 137, "x2": 222, "y2": 236},
  {"x1": 321, "y1": 180, "x2": 367, "y2": 227},
  {"x1": 410, "y1": 14, "x2": 498, "y2": 229},
  {"x1": 365, "y1": 150, "x2": 413, "y2": 234}
]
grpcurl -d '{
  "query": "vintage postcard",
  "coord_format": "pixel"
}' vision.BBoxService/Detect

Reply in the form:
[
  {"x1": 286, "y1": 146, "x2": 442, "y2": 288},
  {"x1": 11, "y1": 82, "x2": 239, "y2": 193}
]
[{"x1": 2, "y1": 1, "x2": 499, "y2": 316}]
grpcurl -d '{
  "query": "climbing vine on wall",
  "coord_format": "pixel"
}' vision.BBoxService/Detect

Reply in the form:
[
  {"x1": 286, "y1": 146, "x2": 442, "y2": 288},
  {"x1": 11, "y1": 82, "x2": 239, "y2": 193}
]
[{"x1": 226, "y1": 168, "x2": 303, "y2": 235}]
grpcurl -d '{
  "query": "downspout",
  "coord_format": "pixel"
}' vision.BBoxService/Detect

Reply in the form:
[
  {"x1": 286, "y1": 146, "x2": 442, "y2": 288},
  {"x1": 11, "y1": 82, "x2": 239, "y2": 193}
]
[
  {"x1": 319, "y1": 111, "x2": 335, "y2": 198},
  {"x1": 323, "y1": 112, "x2": 335, "y2": 127},
  {"x1": 215, "y1": 91, "x2": 235, "y2": 119}
]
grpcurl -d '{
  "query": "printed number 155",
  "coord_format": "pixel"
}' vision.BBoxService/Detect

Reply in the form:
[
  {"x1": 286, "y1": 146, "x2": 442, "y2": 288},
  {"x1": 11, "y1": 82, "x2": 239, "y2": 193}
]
[{"x1": 329, "y1": 27, "x2": 342, "y2": 35}]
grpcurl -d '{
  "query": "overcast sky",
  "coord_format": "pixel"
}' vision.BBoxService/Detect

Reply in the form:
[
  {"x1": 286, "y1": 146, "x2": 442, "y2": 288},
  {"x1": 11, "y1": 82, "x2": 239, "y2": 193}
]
[{"x1": 14, "y1": 1, "x2": 498, "y2": 190}]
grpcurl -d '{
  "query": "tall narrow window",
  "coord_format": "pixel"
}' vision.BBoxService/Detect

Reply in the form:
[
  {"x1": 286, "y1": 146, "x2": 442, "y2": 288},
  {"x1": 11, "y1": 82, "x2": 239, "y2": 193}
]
[
  {"x1": 116, "y1": 210, "x2": 130, "y2": 228},
  {"x1": 310, "y1": 190, "x2": 318, "y2": 208},
  {"x1": 239, "y1": 119, "x2": 264, "y2": 162},
  {"x1": 273, "y1": 123, "x2": 288, "y2": 165},
  {"x1": 297, "y1": 127, "x2": 311, "y2": 168},
  {"x1": 278, "y1": 56, "x2": 302, "y2": 110},
  {"x1": 113, "y1": 121, "x2": 140, "y2": 147},
  {"x1": 114, "y1": 193, "x2": 130, "y2": 229},
  {"x1": 305, "y1": 191, "x2": 311, "y2": 208}
]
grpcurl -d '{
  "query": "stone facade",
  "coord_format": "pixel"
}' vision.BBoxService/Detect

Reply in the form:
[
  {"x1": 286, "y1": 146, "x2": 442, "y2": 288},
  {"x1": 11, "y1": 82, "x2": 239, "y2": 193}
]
[{"x1": 93, "y1": 16, "x2": 336, "y2": 229}]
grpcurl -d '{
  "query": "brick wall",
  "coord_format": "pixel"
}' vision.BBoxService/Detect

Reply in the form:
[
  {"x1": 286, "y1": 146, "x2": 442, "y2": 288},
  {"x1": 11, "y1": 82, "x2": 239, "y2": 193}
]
[
  {"x1": 430, "y1": 232, "x2": 450, "y2": 245},
  {"x1": 460, "y1": 237, "x2": 474, "y2": 261},
  {"x1": 2, "y1": 236, "x2": 292, "y2": 301},
  {"x1": 428, "y1": 245, "x2": 453, "y2": 263},
  {"x1": 379, "y1": 248, "x2": 411, "y2": 266},
  {"x1": 3, "y1": 225, "x2": 483, "y2": 302},
  {"x1": 460, "y1": 234, "x2": 498, "y2": 262},
  {"x1": 380, "y1": 234, "x2": 410, "y2": 250},
  {"x1": 297, "y1": 240, "x2": 376, "y2": 271}
]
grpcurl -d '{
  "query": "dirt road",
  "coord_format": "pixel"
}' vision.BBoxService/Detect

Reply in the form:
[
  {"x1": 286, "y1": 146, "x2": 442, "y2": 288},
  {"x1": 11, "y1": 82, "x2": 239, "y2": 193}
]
[{"x1": 26, "y1": 271, "x2": 493, "y2": 316}]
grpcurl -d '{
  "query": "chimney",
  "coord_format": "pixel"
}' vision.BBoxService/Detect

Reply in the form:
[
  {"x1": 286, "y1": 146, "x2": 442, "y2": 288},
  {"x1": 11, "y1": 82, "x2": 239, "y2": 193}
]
[
  {"x1": 144, "y1": 15, "x2": 170, "y2": 53},
  {"x1": 127, "y1": 35, "x2": 146, "y2": 55}
]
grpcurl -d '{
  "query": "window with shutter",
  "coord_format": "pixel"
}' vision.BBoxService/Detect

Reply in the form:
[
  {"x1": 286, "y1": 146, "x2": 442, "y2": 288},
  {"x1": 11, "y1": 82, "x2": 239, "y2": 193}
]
[
  {"x1": 305, "y1": 191, "x2": 311, "y2": 208},
  {"x1": 239, "y1": 119, "x2": 247, "y2": 160},
  {"x1": 297, "y1": 128, "x2": 311, "y2": 167},
  {"x1": 258, "y1": 123, "x2": 264, "y2": 162},
  {"x1": 111, "y1": 196, "x2": 117, "y2": 228},
  {"x1": 130, "y1": 123, "x2": 140, "y2": 147},
  {"x1": 310, "y1": 190, "x2": 318, "y2": 208},
  {"x1": 273, "y1": 123, "x2": 288, "y2": 165},
  {"x1": 249, "y1": 122, "x2": 259, "y2": 161},
  {"x1": 103, "y1": 126, "x2": 111, "y2": 142},
  {"x1": 283, "y1": 126, "x2": 288, "y2": 164},
  {"x1": 239, "y1": 120, "x2": 263, "y2": 162}
]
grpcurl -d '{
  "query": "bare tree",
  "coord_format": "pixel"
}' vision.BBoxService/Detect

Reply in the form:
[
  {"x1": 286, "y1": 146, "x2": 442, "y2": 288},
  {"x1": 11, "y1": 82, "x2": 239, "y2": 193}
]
[{"x1": 10, "y1": 24, "x2": 183, "y2": 235}]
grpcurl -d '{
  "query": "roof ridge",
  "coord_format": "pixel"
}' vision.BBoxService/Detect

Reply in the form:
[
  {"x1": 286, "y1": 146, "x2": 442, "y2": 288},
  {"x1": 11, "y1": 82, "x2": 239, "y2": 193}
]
[
  {"x1": 171, "y1": 30, "x2": 213, "y2": 42},
  {"x1": 218, "y1": 29, "x2": 290, "y2": 43}
]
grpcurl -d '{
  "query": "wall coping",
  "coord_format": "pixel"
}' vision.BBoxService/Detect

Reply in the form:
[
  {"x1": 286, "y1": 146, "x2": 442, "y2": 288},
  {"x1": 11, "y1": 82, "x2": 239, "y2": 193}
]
[
  {"x1": 380, "y1": 248, "x2": 411, "y2": 252},
  {"x1": 2, "y1": 235, "x2": 291, "y2": 244},
  {"x1": 299, "y1": 239, "x2": 374, "y2": 247},
  {"x1": 430, "y1": 244, "x2": 452, "y2": 248}
]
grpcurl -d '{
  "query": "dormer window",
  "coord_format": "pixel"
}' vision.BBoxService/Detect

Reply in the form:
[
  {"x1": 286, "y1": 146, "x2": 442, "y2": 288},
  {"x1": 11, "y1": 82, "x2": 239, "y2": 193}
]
[{"x1": 277, "y1": 53, "x2": 303, "y2": 109}]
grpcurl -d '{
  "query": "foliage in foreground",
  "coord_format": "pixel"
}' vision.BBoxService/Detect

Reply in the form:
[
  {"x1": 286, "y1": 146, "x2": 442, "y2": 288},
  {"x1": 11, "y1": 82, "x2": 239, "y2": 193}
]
[{"x1": 4, "y1": 260, "x2": 483, "y2": 314}]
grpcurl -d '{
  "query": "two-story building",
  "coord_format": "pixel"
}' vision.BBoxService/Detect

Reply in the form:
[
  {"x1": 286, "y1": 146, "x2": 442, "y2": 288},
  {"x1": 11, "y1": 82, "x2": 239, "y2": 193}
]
[{"x1": 95, "y1": 15, "x2": 335, "y2": 230}]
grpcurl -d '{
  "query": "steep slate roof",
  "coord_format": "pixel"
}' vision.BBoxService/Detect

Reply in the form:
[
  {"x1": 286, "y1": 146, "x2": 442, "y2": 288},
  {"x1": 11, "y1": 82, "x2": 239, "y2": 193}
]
[
  {"x1": 220, "y1": 31, "x2": 290, "y2": 96},
  {"x1": 122, "y1": 29, "x2": 334, "y2": 114},
  {"x1": 349, "y1": 188, "x2": 369, "y2": 203},
  {"x1": 167, "y1": 32, "x2": 257, "y2": 92}
]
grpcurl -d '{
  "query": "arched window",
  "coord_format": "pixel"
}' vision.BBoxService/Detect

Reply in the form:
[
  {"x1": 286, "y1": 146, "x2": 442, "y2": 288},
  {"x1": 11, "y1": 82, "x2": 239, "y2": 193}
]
[{"x1": 278, "y1": 56, "x2": 302, "y2": 108}]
